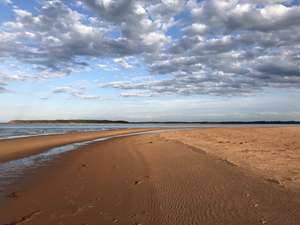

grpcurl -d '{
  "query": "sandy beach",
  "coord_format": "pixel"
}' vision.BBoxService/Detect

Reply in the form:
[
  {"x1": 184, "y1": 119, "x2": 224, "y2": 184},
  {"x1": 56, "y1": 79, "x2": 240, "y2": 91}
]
[
  {"x1": 161, "y1": 126, "x2": 300, "y2": 192},
  {"x1": 0, "y1": 128, "x2": 155, "y2": 163},
  {"x1": 0, "y1": 127, "x2": 299, "y2": 225}
]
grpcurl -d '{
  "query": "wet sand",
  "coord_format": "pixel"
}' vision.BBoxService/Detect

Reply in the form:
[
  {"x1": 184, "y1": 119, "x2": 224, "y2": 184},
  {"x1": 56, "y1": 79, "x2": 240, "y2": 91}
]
[
  {"x1": 0, "y1": 128, "x2": 155, "y2": 163},
  {"x1": 0, "y1": 129, "x2": 300, "y2": 225},
  {"x1": 161, "y1": 126, "x2": 300, "y2": 192}
]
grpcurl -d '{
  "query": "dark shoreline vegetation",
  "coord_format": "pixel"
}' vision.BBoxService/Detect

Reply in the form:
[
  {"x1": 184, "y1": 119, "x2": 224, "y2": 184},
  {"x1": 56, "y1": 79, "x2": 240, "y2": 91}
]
[{"x1": 7, "y1": 120, "x2": 300, "y2": 125}]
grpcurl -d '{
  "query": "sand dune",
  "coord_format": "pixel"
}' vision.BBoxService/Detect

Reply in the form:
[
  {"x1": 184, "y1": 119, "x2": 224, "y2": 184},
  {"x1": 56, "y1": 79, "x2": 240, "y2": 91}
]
[{"x1": 0, "y1": 129, "x2": 299, "y2": 225}]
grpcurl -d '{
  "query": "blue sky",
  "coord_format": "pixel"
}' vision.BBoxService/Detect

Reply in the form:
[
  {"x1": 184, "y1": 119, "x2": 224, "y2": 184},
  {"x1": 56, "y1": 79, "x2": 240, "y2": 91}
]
[{"x1": 0, "y1": 0, "x2": 300, "y2": 122}]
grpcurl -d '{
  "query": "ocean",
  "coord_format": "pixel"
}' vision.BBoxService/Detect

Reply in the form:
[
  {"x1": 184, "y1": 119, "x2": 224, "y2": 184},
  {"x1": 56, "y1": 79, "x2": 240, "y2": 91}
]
[
  {"x1": 0, "y1": 123, "x2": 150, "y2": 139},
  {"x1": 0, "y1": 123, "x2": 207, "y2": 139}
]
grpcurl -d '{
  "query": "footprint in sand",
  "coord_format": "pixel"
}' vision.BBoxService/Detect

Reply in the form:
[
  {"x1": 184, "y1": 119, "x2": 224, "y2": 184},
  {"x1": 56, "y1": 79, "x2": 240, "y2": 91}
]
[
  {"x1": 6, "y1": 192, "x2": 21, "y2": 199},
  {"x1": 134, "y1": 180, "x2": 143, "y2": 185},
  {"x1": 260, "y1": 219, "x2": 267, "y2": 224},
  {"x1": 266, "y1": 178, "x2": 280, "y2": 185},
  {"x1": 112, "y1": 218, "x2": 119, "y2": 223}
]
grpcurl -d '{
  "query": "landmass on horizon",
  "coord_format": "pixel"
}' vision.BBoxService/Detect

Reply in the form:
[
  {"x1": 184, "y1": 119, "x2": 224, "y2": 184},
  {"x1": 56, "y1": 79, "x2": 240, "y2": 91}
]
[{"x1": 7, "y1": 119, "x2": 300, "y2": 124}]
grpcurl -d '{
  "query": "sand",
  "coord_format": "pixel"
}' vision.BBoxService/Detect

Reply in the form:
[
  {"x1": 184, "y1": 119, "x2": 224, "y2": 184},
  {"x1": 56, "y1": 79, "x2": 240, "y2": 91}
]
[
  {"x1": 160, "y1": 126, "x2": 300, "y2": 192},
  {"x1": 0, "y1": 128, "x2": 155, "y2": 163},
  {"x1": 0, "y1": 128, "x2": 300, "y2": 225}
]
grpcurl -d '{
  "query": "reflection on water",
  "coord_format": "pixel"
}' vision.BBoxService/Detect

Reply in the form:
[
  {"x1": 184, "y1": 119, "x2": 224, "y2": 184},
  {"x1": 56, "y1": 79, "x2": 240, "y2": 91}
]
[
  {"x1": 0, "y1": 130, "x2": 161, "y2": 193},
  {"x1": 0, "y1": 137, "x2": 109, "y2": 192},
  {"x1": 0, "y1": 123, "x2": 193, "y2": 140},
  {"x1": 0, "y1": 123, "x2": 240, "y2": 140},
  {"x1": 0, "y1": 123, "x2": 105, "y2": 139}
]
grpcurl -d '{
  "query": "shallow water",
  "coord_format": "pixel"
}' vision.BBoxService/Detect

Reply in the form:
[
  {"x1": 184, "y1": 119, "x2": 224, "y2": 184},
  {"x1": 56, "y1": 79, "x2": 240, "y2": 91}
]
[
  {"x1": 0, "y1": 130, "x2": 160, "y2": 192},
  {"x1": 0, "y1": 123, "x2": 207, "y2": 140},
  {"x1": 0, "y1": 123, "x2": 138, "y2": 139}
]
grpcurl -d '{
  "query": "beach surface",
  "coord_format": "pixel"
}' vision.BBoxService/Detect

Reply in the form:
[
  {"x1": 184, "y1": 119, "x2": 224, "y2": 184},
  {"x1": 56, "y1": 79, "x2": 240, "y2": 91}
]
[
  {"x1": 161, "y1": 126, "x2": 300, "y2": 191},
  {"x1": 0, "y1": 127, "x2": 299, "y2": 225},
  {"x1": 0, "y1": 128, "x2": 155, "y2": 163}
]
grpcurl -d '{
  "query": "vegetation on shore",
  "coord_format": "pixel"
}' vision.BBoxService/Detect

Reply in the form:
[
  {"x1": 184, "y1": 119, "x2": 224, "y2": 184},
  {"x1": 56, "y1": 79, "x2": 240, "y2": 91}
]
[
  {"x1": 8, "y1": 120, "x2": 300, "y2": 124},
  {"x1": 9, "y1": 120, "x2": 129, "y2": 124}
]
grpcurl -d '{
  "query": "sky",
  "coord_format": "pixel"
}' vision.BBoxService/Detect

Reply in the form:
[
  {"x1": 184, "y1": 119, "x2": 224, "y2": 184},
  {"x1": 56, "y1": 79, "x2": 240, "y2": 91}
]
[{"x1": 0, "y1": 0, "x2": 300, "y2": 122}]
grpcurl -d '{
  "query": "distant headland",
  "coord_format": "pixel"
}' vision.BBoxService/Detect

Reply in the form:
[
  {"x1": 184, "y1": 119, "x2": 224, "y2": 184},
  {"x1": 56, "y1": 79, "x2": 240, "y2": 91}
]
[
  {"x1": 7, "y1": 120, "x2": 300, "y2": 124},
  {"x1": 8, "y1": 120, "x2": 129, "y2": 124}
]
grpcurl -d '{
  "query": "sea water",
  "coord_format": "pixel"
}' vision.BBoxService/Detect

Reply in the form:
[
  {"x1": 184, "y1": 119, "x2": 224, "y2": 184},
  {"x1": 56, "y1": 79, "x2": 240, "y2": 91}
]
[{"x1": 0, "y1": 123, "x2": 221, "y2": 140}]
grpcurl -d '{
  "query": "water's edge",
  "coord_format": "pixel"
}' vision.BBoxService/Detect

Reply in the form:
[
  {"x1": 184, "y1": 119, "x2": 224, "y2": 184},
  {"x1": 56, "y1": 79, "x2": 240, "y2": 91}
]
[{"x1": 0, "y1": 130, "x2": 164, "y2": 192}]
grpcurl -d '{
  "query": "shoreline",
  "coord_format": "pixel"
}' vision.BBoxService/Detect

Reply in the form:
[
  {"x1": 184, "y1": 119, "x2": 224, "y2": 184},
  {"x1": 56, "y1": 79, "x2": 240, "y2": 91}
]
[
  {"x1": 0, "y1": 132, "x2": 299, "y2": 225},
  {"x1": 0, "y1": 128, "x2": 158, "y2": 163},
  {"x1": 1, "y1": 123, "x2": 299, "y2": 141},
  {"x1": 0, "y1": 132, "x2": 70, "y2": 141}
]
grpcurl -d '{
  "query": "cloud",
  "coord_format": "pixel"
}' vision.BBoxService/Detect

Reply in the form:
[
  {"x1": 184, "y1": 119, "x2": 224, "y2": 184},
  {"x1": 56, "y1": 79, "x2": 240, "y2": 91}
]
[
  {"x1": 120, "y1": 91, "x2": 153, "y2": 97},
  {"x1": 101, "y1": 75, "x2": 258, "y2": 96},
  {"x1": 53, "y1": 85, "x2": 101, "y2": 100},
  {"x1": 113, "y1": 58, "x2": 133, "y2": 69},
  {"x1": 0, "y1": 70, "x2": 34, "y2": 82},
  {"x1": 0, "y1": 0, "x2": 12, "y2": 5},
  {"x1": 0, "y1": 69, "x2": 66, "y2": 84},
  {"x1": 0, "y1": 0, "x2": 171, "y2": 73},
  {"x1": 97, "y1": 63, "x2": 119, "y2": 71},
  {"x1": 190, "y1": 0, "x2": 300, "y2": 32},
  {"x1": 0, "y1": 0, "x2": 300, "y2": 97},
  {"x1": 0, "y1": 86, "x2": 8, "y2": 93},
  {"x1": 0, "y1": 80, "x2": 9, "y2": 93},
  {"x1": 0, "y1": 1, "x2": 139, "y2": 72},
  {"x1": 0, "y1": 70, "x2": 32, "y2": 94},
  {"x1": 256, "y1": 56, "x2": 300, "y2": 77}
]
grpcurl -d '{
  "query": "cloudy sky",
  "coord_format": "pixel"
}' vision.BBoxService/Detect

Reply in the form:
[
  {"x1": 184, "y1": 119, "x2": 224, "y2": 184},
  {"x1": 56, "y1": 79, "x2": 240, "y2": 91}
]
[{"x1": 0, "y1": 0, "x2": 300, "y2": 122}]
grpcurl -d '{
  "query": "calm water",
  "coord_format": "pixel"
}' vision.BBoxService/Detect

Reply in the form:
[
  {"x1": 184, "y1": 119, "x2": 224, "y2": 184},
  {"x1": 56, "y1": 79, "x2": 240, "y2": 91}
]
[
  {"x1": 0, "y1": 123, "x2": 226, "y2": 139},
  {"x1": 0, "y1": 130, "x2": 159, "y2": 192},
  {"x1": 0, "y1": 123, "x2": 130, "y2": 139}
]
